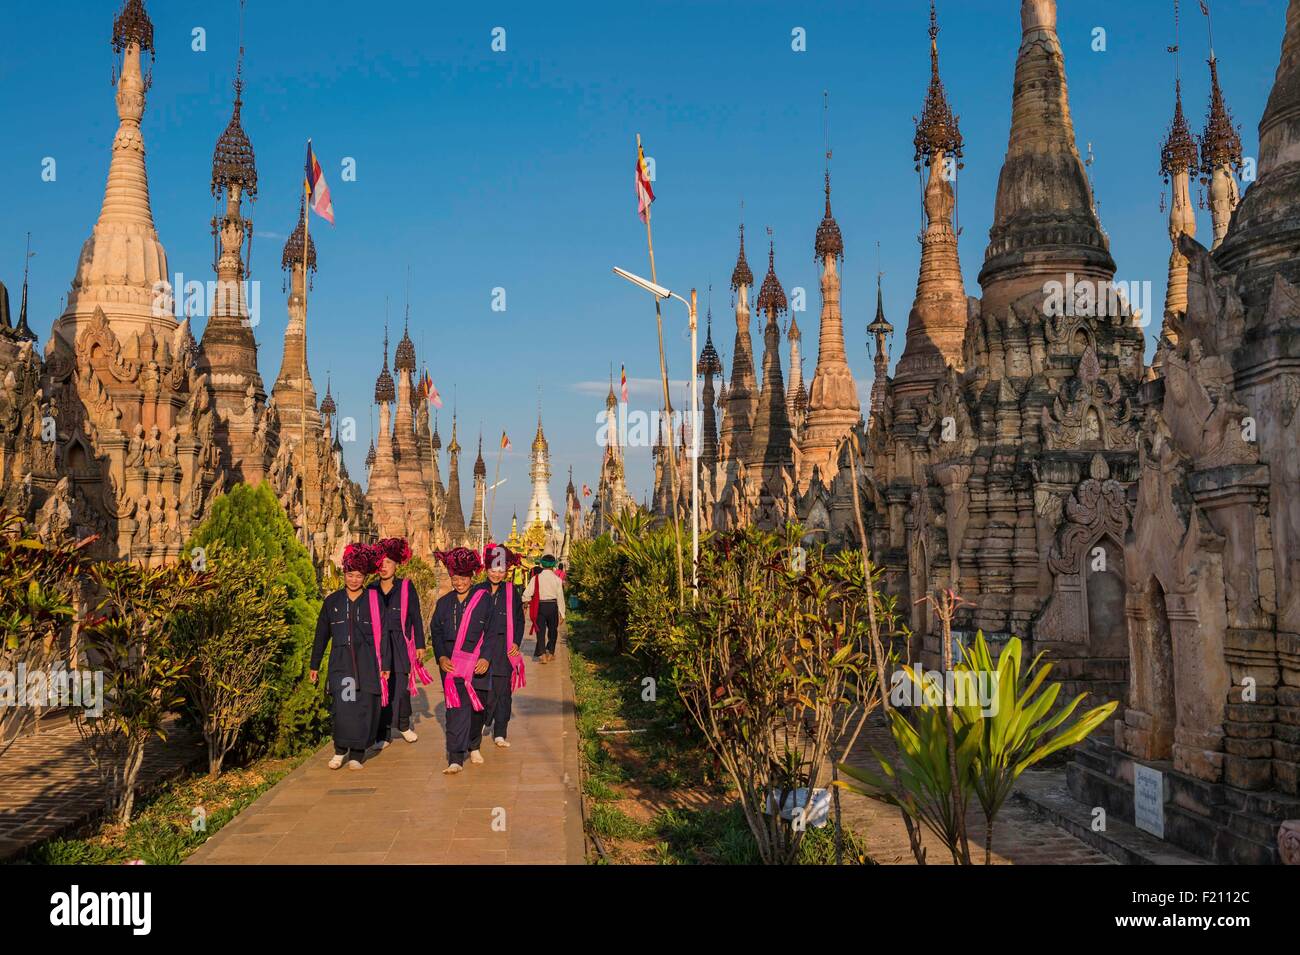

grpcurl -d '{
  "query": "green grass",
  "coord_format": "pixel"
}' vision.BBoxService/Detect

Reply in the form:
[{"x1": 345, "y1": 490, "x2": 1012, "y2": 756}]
[
  {"x1": 646, "y1": 804, "x2": 876, "y2": 865},
  {"x1": 22, "y1": 750, "x2": 312, "y2": 865}
]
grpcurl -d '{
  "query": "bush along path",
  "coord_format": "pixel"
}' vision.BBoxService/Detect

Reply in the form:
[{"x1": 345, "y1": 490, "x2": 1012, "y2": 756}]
[{"x1": 565, "y1": 611, "x2": 872, "y2": 864}]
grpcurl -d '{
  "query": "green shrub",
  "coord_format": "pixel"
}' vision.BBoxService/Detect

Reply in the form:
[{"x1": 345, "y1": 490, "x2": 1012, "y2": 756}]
[
  {"x1": 185, "y1": 483, "x2": 324, "y2": 757},
  {"x1": 569, "y1": 535, "x2": 629, "y2": 652}
]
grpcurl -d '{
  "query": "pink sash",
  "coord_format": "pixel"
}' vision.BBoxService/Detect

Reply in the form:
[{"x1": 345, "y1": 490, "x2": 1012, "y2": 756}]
[
  {"x1": 366, "y1": 589, "x2": 390, "y2": 708},
  {"x1": 399, "y1": 579, "x2": 435, "y2": 697},
  {"x1": 506, "y1": 583, "x2": 526, "y2": 692},
  {"x1": 445, "y1": 590, "x2": 487, "y2": 711}
]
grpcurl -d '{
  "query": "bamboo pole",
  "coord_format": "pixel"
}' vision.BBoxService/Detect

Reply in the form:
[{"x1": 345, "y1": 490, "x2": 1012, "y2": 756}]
[
  {"x1": 639, "y1": 134, "x2": 685, "y2": 608},
  {"x1": 300, "y1": 154, "x2": 310, "y2": 550}
]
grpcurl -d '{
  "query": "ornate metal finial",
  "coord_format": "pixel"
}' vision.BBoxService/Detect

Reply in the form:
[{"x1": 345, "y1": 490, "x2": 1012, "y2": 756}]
[
  {"x1": 1161, "y1": 80, "x2": 1199, "y2": 182},
  {"x1": 448, "y1": 413, "x2": 461, "y2": 454},
  {"x1": 374, "y1": 322, "x2": 396, "y2": 404},
  {"x1": 474, "y1": 434, "x2": 487, "y2": 476},
  {"x1": 365, "y1": 440, "x2": 376, "y2": 469},
  {"x1": 867, "y1": 243, "x2": 893, "y2": 343},
  {"x1": 814, "y1": 92, "x2": 845, "y2": 261},
  {"x1": 13, "y1": 234, "x2": 37, "y2": 342},
  {"x1": 394, "y1": 312, "x2": 417, "y2": 373},
  {"x1": 320, "y1": 374, "x2": 336, "y2": 415},
  {"x1": 1199, "y1": 55, "x2": 1244, "y2": 176},
  {"x1": 212, "y1": 1, "x2": 256, "y2": 197},
  {"x1": 431, "y1": 410, "x2": 442, "y2": 450},
  {"x1": 281, "y1": 197, "x2": 316, "y2": 272},
  {"x1": 756, "y1": 231, "x2": 787, "y2": 315},
  {"x1": 697, "y1": 287, "x2": 723, "y2": 377},
  {"x1": 112, "y1": 0, "x2": 154, "y2": 56},
  {"x1": 730, "y1": 206, "x2": 754, "y2": 290},
  {"x1": 1162, "y1": 3, "x2": 1199, "y2": 182},
  {"x1": 913, "y1": 0, "x2": 964, "y2": 170}
]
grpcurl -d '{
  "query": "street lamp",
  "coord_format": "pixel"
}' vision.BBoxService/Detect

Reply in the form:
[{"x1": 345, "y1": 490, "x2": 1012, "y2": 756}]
[
  {"x1": 481, "y1": 477, "x2": 508, "y2": 552},
  {"x1": 612, "y1": 266, "x2": 699, "y2": 603}
]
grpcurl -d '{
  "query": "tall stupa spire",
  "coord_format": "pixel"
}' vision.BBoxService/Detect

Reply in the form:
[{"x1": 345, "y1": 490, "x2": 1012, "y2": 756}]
[
  {"x1": 442, "y1": 414, "x2": 468, "y2": 544},
  {"x1": 1198, "y1": 2, "x2": 1245, "y2": 249},
  {"x1": 526, "y1": 404, "x2": 556, "y2": 529},
  {"x1": 867, "y1": 268, "x2": 895, "y2": 420},
  {"x1": 270, "y1": 197, "x2": 320, "y2": 460},
  {"x1": 897, "y1": 0, "x2": 967, "y2": 391},
  {"x1": 1162, "y1": 2, "x2": 1200, "y2": 322},
  {"x1": 696, "y1": 296, "x2": 724, "y2": 473},
  {"x1": 468, "y1": 432, "x2": 490, "y2": 546},
  {"x1": 1214, "y1": 0, "x2": 1300, "y2": 310},
  {"x1": 977, "y1": 0, "x2": 1115, "y2": 313},
  {"x1": 54, "y1": 0, "x2": 171, "y2": 348},
  {"x1": 200, "y1": 4, "x2": 267, "y2": 483},
  {"x1": 800, "y1": 101, "x2": 861, "y2": 489},
  {"x1": 721, "y1": 217, "x2": 759, "y2": 470},
  {"x1": 747, "y1": 234, "x2": 794, "y2": 477}
]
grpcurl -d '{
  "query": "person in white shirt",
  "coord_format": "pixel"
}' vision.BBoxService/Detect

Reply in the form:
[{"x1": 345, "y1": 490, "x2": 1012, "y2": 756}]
[{"x1": 524, "y1": 554, "x2": 566, "y2": 663}]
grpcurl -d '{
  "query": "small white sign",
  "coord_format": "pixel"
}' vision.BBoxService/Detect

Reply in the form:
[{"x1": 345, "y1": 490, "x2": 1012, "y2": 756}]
[{"x1": 1133, "y1": 764, "x2": 1164, "y2": 839}]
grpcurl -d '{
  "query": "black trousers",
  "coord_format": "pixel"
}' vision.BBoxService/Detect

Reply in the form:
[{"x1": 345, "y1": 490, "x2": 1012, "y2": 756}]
[
  {"x1": 376, "y1": 670, "x2": 412, "y2": 741},
  {"x1": 335, "y1": 699, "x2": 381, "y2": 762},
  {"x1": 533, "y1": 601, "x2": 559, "y2": 657},
  {"x1": 445, "y1": 679, "x2": 492, "y2": 765},
  {"x1": 488, "y1": 673, "x2": 512, "y2": 739}
]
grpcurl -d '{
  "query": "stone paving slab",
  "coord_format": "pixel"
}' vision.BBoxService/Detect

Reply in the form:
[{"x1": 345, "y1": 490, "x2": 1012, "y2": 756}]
[
  {"x1": 0, "y1": 714, "x2": 204, "y2": 861},
  {"x1": 188, "y1": 626, "x2": 585, "y2": 865}
]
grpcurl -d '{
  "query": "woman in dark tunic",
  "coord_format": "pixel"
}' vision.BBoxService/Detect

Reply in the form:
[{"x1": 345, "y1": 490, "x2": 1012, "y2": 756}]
[
  {"x1": 371, "y1": 537, "x2": 430, "y2": 749},
  {"x1": 430, "y1": 547, "x2": 493, "y2": 774},
  {"x1": 475, "y1": 543, "x2": 525, "y2": 748},
  {"x1": 310, "y1": 543, "x2": 385, "y2": 770}
]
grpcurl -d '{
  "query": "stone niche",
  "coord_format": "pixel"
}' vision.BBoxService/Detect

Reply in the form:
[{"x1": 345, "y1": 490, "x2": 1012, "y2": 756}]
[{"x1": 1034, "y1": 453, "x2": 1130, "y2": 710}]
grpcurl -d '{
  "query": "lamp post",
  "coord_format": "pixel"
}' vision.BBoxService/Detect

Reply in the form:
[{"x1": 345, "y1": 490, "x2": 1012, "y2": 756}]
[
  {"x1": 481, "y1": 477, "x2": 507, "y2": 553},
  {"x1": 612, "y1": 267, "x2": 699, "y2": 602}
]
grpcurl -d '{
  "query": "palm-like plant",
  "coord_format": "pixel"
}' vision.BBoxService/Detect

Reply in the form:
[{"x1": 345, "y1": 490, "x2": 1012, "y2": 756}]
[
  {"x1": 837, "y1": 630, "x2": 1117, "y2": 864},
  {"x1": 955, "y1": 632, "x2": 1118, "y2": 863},
  {"x1": 837, "y1": 665, "x2": 980, "y2": 865}
]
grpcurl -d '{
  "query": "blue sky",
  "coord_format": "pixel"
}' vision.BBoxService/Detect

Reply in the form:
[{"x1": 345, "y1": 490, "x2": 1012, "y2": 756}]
[{"x1": 1, "y1": 0, "x2": 1286, "y2": 530}]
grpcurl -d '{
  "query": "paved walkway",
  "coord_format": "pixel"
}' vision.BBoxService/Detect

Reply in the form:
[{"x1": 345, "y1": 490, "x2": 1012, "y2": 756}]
[
  {"x1": 0, "y1": 714, "x2": 203, "y2": 860},
  {"x1": 187, "y1": 627, "x2": 585, "y2": 865}
]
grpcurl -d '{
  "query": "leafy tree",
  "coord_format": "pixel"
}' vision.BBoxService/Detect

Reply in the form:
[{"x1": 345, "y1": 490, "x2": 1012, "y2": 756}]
[
  {"x1": 77, "y1": 561, "x2": 206, "y2": 825},
  {"x1": 169, "y1": 543, "x2": 293, "y2": 775},
  {"x1": 403, "y1": 556, "x2": 443, "y2": 641},
  {"x1": 667, "y1": 525, "x2": 879, "y2": 865},
  {"x1": 0, "y1": 512, "x2": 89, "y2": 760},
  {"x1": 185, "y1": 482, "x2": 324, "y2": 756}
]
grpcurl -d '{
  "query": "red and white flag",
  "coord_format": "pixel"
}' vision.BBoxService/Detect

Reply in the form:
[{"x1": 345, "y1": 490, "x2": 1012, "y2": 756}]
[
  {"x1": 620, "y1": 364, "x2": 628, "y2": 403},
  {"x1": 582, "y1": 483, "x2": 592, "y2": 497},
  {"x1": 305, "y1": 140, "x2": 334, "y2": 225},
  {"x1": 634, "y1": 136, "x2": 655, "y2": 223},
  {"x1": 422, "y1": 369, "x2": 442, "y2": 408}
]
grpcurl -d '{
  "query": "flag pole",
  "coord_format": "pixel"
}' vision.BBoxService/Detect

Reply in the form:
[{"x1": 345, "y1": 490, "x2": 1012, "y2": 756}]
[
  {"x1": 300, "y1": 145, "x2": 310, "y2": 550},
  {"x1": 639, "y1": 133, "x2": 685, "y2": 608},
  {"x1": 490, "y1": 433, "x2": 505, "y2": 545}
]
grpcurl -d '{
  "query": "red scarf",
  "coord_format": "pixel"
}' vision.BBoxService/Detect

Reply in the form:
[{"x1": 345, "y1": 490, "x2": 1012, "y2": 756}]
[{"x1": 528, "y1": 568, "x2": 541, "y2": 631}]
